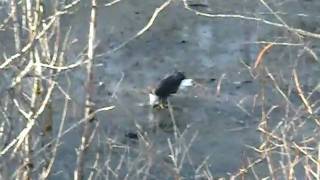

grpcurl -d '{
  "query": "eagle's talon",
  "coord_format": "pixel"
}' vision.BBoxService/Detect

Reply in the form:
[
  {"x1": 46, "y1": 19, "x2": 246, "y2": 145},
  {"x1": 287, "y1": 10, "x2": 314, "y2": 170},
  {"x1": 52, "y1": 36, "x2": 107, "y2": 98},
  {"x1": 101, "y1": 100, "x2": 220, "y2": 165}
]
[
  {"x1": 152, "y1": 104, "x2": 161, "y2": 110},
  {"x1": 152, "y1": 103, "x2": 167, "y2": 110},
  {"x1": 159, "y1": 103, "x2": 168, "y2": 109}
]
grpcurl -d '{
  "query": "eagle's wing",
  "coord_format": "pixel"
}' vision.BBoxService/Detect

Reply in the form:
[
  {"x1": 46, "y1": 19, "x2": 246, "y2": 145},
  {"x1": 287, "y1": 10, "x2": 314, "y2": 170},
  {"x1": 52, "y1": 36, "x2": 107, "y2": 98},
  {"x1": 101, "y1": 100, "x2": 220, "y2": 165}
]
[{"x1": 155, "y1": 74, "x2": 181, "y2": 97}]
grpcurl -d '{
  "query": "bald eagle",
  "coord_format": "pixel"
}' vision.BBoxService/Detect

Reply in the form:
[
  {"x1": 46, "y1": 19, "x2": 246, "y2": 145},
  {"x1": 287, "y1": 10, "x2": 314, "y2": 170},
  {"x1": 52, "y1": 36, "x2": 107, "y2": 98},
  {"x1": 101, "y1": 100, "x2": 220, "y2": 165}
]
[{"x1": 149, "y1": 71, "x2": 192, "y2": 108}]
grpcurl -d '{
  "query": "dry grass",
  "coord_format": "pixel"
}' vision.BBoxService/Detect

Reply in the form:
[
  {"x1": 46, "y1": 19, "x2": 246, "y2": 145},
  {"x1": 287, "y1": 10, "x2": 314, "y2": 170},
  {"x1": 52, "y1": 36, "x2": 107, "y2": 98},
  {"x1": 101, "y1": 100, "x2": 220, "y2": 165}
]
[{"x1": 0, "y1": 0, "x2": 319, "y2": 179}]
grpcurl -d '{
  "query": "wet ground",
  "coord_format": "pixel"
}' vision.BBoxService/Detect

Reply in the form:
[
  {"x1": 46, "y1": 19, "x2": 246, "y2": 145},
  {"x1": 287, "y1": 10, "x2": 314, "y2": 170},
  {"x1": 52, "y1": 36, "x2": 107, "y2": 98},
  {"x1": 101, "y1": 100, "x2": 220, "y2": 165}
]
[{"x1": 1, "y1": 0, "x2": 320, "y2": 179}]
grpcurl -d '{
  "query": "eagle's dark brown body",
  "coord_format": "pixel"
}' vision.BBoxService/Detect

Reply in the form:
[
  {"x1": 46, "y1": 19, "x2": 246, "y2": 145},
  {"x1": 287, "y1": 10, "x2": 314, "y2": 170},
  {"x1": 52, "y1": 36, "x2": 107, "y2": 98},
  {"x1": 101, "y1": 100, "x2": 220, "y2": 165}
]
[{"x1": 155, "y1": 71, "x2": 185, "y2": 100}]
